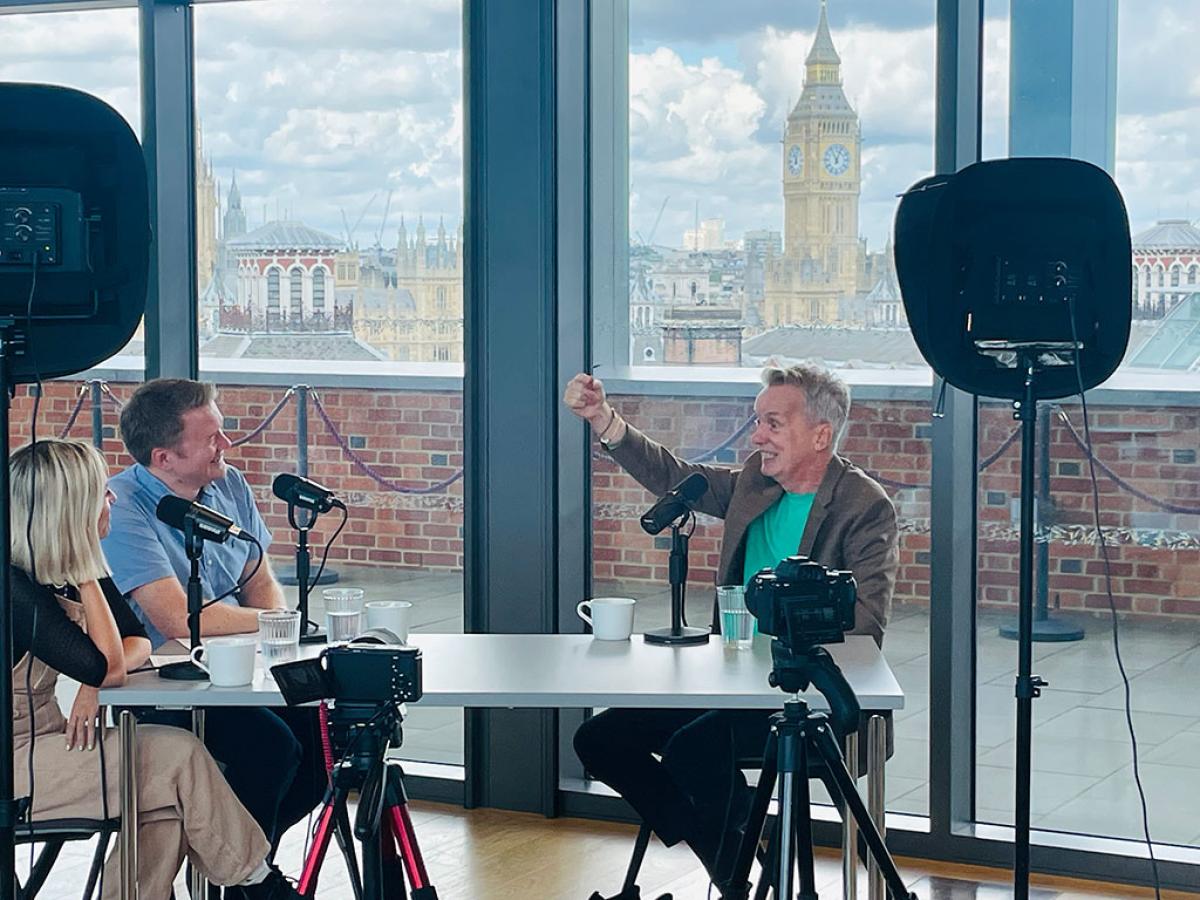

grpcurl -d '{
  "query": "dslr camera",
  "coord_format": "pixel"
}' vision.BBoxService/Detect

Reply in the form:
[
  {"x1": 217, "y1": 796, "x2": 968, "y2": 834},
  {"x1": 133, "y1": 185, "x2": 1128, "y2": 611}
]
[
  {"x1": 745, "y1": 555, "x2": 856, "y2": 651},
  {"x1": 271, "y1": 632, "x2": 423, "y2": 709}
]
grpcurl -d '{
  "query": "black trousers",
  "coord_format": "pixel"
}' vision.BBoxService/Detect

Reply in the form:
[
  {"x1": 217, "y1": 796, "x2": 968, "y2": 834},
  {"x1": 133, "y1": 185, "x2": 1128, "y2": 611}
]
[
  {"x1": 574, "y1": 708, "x2": 772, "y2": 850},
  {"x1": 127, "y1": 705, "x2": 327, "y2": 850}
]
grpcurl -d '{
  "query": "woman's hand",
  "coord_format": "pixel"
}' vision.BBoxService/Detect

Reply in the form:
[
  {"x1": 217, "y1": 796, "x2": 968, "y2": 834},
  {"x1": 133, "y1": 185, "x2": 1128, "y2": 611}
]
[{"x1": 66, "y1": 685, "x2": 102, "y2": 751}]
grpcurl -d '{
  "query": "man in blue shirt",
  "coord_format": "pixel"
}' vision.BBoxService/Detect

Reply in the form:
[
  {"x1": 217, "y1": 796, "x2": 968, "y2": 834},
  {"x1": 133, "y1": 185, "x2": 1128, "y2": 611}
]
[{"x1": 103, "y1": 378, "x2": 325, "y2": 861}]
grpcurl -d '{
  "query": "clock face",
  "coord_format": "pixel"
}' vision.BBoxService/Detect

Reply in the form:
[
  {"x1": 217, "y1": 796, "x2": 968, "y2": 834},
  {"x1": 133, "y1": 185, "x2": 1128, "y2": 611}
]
[
  {"x1": 787, "y1": 144, "x2": 803, "y2": 176},
  {"x1": 823, "y1": 143, "x2": 851, "y2": 176}
]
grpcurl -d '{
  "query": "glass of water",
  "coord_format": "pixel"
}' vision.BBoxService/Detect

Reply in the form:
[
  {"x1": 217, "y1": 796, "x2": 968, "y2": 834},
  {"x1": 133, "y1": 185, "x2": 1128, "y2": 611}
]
[
  {"x1": 323, "y1": 588, "x2": 364, "y2": 643},
  {"x1": 258, "y1": 609, "x2": 301, "y2": 663},
  {"x1": 717, "y1": 585, "x2": 754, "y2": 649}
]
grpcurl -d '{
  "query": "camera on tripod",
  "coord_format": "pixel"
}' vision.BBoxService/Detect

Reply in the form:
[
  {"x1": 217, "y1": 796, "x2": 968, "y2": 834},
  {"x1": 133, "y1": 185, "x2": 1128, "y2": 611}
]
[
  {"x1": 745, "y1": 555, "x2": 856, "y2": 650},
  {"x1": 270, "y1": 635, "x2": 422, "y2": 711}
]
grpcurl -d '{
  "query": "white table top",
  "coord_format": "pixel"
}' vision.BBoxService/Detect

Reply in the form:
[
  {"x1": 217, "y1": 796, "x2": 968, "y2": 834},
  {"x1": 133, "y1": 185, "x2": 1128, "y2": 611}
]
[{"x1": 100, "y1": 633, "x2": 904, "y2": 712}]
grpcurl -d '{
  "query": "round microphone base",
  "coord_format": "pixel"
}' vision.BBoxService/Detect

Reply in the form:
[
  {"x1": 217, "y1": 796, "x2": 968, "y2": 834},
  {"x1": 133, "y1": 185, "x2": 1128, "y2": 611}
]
[
  {"x1": 158, "y1": 659, "x2": 210, "y2": 681},
  {"x1": 299, "y1": 625, "x2": 328, "y2": 645},
  {"x1": 643, "y1": 626, "x2": 711, "y2": 646}
]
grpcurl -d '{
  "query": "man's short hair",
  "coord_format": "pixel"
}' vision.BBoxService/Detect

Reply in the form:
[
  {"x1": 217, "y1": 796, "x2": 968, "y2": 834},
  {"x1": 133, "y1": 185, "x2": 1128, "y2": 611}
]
[
  {"x1": 119, "y1": 379, "x2": 216, "y2": 466},
  {"x1": 760, "y1": 363, "x2": 851, "y2": 448}
]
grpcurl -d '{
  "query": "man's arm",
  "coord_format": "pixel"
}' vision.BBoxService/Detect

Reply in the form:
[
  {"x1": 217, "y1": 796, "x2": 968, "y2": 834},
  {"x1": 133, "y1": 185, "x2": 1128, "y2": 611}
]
[
  {"x1": 606, "y1": 423, "x2": 738, "y2": 519},
  {"x1": 131, "y1": 576, "x2": 264, "y2": 641},
  {"x1": 239, "y1": 555, "x2": 286, "y2": 610},
  {"x1": 843, "y1": 493, "x2": 899, "y2": 646}
]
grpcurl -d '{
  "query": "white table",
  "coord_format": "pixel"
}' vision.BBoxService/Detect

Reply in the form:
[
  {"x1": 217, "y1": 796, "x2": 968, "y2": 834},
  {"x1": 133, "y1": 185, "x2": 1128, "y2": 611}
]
[{"x1": 101, "y1": 634, "x2": 904, "y2": 900}]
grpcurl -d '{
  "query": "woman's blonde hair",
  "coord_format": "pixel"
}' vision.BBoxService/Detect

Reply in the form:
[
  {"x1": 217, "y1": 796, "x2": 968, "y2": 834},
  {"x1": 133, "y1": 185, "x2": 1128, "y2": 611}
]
[{"x1": 9, "y1": 439, "x2": 111, "y2": 585}]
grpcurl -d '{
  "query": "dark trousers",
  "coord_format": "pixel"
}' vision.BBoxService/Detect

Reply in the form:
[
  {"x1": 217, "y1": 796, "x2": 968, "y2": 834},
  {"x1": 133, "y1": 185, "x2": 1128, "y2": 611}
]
[
  {"x1": 128, "y1": 705, "x2": 327, "y2": 850},
  {"x1": 573, "y1": 708, "x2": 772, "y2": 851}
]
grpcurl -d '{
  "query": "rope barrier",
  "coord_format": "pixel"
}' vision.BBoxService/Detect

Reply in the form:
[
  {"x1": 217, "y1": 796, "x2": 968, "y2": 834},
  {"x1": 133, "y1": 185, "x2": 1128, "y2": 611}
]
[
  {"x1": 57, "y1": 384, "x2": 90, "y2": 439},
  {"x1": 309, "y1": 390, "x2": 463, "y2": 495},
  {"x1": 228, "y1": 387, "x2": 296, "y2": 448}
]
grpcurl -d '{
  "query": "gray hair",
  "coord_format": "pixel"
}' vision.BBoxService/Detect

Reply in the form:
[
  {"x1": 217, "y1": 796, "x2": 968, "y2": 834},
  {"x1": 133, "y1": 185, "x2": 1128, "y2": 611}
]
[{"x1": 760, "y1": 363, "x2": 851, "y2": 448}]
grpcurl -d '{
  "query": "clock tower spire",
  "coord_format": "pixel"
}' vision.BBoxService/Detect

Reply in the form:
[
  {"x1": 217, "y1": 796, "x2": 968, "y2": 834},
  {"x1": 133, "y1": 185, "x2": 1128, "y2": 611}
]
[{"x1": 767, "y1": 0, "x2": 863, "y2": 326}]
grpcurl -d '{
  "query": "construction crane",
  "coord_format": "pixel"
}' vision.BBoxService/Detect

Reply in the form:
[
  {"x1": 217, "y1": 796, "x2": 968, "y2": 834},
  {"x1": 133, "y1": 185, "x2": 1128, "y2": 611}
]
[
  {"x1": 339, "y1": 192, "x2": 378, "y2": 249},
  {"x1": 647, "y1": 196, "x2": 669, "y2": 246},
  {"x1": 374, "y1": 189, "x2": 394, "y2": 248}
]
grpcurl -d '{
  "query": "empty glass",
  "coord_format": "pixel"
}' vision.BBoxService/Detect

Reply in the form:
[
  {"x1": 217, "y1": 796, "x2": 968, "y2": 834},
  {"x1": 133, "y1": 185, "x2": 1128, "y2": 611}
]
[
  {"x1": 323, "y1": 588, "x2": 364, "y2": 643},
  {"x1": 717, "y1": 585, "x2": 754, "y2": 649},
  {"x1": 258, "y1": 609, "x2": 301, "y2": 662}
]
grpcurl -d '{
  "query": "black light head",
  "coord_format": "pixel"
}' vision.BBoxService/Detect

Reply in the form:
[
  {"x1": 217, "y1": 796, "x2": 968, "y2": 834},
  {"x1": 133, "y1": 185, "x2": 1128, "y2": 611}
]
[
  {"x1": 894, "y1": 158, "x2": 1131, "y2": 401},
  {"x1": 0, "y1": 83, "x2": 149, "y2": 382}
]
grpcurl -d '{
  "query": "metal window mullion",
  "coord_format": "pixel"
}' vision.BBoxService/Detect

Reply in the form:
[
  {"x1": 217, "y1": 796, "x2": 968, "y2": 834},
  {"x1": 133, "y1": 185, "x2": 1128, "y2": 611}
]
[
  {"x1": 928, "y1": 0, "x2": 982, "y2": 842},
  {"x1": 139, "y1": 0, "x2": 198, "y2": 379}
]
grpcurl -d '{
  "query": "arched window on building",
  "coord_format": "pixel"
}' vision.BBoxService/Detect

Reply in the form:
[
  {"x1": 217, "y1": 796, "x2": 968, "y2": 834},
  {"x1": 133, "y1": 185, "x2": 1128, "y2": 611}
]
[
  {"x1": 1171, "y1": 266, "x2": 1181, "y2": 287},
  {"x1": 312, "y1": 268, "x2": 326, "y2": 313},
  {"x1": 1189, "y1": 265, "x2": 1198, "y2": 285},
  {"x1": 1157, "y1": 266, "x2": 1165, "y2": 287},
  {"x1": 267, "y1": 268, "x2": 281, "y2": 321},
  {"x1": 289, "y1": 266, "x2": 304, "y2": 321},
  {"x1": 436, "y1": 285, "x2": 447, "y2": 311},
  {"x1": 1144, "y1": 266, "x2": 1152, "y2": 287}
]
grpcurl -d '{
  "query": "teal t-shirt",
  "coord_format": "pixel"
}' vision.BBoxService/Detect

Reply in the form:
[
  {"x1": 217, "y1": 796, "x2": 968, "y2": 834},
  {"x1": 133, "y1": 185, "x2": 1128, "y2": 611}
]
[{"x1": 742, "y1": 491, "x2": 816, "y2": 586}]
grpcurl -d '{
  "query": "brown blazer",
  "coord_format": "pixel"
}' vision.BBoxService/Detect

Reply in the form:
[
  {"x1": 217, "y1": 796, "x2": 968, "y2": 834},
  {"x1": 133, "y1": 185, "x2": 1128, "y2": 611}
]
[{"x1": 608, "y1": 424, "x2": 899, "y2": 645}]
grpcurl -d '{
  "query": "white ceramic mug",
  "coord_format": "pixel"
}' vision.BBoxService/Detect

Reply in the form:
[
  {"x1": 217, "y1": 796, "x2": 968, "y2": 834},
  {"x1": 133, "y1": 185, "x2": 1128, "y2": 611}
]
[
  {"x1": 365, "y1": 601, "x2": 413, "y2": 643},
  {"x1": 190, "y1": 636, "x2": 256, "y2": 686},
  {"x1": 576, "y1": 597, "x2": 636, "y2": 641}
]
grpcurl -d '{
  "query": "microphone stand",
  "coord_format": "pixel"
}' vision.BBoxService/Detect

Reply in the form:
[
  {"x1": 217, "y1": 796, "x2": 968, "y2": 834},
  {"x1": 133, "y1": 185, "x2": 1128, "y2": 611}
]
[
  {"x1": 644, "y1": 512, "x2": 710, "y2": 646},
  {"x1": 158, "y1": 519, "x2": 210, "y2": 680},
  {"x1": 289, "y1": 501, "x2": 326, "y2": 644}
]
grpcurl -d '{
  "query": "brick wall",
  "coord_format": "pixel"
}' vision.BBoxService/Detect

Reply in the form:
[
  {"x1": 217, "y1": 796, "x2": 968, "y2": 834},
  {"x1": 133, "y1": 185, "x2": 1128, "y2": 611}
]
[{"x1": 9, "y1": 379, "x2": 1200, "y2": 620}]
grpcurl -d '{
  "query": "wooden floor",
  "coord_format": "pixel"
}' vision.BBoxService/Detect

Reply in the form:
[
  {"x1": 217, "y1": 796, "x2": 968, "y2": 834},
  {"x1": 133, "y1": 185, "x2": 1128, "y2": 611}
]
[
  {"x1": 21, "y1": 800, "x2": 1200, "y2": 898},
  {"x1": 267, "y1": 802, "x2": 1198, "y2": 900}
]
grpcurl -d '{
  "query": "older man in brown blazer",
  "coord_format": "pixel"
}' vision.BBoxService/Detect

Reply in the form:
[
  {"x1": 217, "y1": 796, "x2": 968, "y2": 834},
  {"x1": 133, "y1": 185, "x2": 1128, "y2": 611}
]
[{"x1": 564, "y1": 362, "x2": 898, "y2": 895}]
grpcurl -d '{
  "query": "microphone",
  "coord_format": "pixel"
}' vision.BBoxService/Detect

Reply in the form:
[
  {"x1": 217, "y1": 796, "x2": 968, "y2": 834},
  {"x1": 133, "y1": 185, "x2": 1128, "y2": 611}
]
[
  {"x1": 156, "y1": 495, "x2": 252, "y2": 544},
  {"x1": 640, "y1": 473, "x2": 709, "y2": 535},
  {"x1": 272, "y1": 472, "x2": 341, "y2": 514}
]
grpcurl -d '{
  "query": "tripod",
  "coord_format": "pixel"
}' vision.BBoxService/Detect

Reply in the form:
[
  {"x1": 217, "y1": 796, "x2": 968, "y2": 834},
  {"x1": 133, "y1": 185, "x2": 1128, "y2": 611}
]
[
  {"x1": 722, "y1": 643, "x2": 915, "y2": 900},
  {"x1": 297, "y1": 702, "x2": 438, "y2": 900}
]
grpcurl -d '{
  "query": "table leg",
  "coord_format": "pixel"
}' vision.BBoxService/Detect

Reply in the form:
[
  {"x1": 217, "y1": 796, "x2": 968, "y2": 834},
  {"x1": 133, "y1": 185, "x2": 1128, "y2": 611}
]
[
  {"x1": 191, "y1": 709, "x2": 208, "y2": 900},
  {"x1": 119, "y1": 710, "x2": 138, "y2": 900},
  {"x1": 842, "y1": 731, "x2": 858, "y2": 900},
  {"x1": 867, "y1": 715, "x2": 886, "y2": 900}
]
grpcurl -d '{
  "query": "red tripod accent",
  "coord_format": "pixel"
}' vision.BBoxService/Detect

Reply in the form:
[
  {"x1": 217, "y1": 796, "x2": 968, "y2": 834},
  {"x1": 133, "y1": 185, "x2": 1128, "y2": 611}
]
[{"x1": 297, "y1": 703, "x2": 438, "y2": 900}]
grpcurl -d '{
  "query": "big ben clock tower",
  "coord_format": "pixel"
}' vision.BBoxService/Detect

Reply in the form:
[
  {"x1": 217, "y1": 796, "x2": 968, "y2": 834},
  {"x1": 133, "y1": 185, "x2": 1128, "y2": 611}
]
[{"x1": 767, "y1": 0, "x2": 863, "y2": 326}]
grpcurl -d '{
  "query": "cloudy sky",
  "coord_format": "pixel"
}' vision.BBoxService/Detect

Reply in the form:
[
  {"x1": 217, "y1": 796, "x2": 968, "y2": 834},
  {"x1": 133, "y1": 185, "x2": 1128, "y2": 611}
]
[{"x1": 0, "y1": 0, "x2": 1196, "y2": 255}]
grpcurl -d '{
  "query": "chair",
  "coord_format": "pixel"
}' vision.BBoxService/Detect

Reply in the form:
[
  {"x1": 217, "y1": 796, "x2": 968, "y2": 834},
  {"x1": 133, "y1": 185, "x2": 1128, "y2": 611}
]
[{"x1": 13, "y1": 811, "x2": 121, "y2": 900}]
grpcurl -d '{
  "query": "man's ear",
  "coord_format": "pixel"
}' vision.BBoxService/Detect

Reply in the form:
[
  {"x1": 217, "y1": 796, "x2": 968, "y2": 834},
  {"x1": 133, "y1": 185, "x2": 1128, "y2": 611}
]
[
  {"x1": 149, "y1": 446, "x2": 172, "y2": 470},
  {"x1": 814, "y1": 422, "x2": 833, "y2": 453}
]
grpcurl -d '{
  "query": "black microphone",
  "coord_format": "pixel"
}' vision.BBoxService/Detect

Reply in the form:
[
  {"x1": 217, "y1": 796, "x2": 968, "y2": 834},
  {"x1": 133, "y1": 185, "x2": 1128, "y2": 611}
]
[
  {"x1": 640, "y1": 473, "x2": 709, "y2": 535},
  {"x1": 272, "y1": 472, "x2": 341, "y2": 514},
  {"x1": 156, "y1": 495, "x2": 252, "y2": 544}
]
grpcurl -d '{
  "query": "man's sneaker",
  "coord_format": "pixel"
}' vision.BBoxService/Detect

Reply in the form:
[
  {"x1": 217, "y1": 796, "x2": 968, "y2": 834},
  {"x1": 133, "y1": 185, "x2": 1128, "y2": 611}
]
[{"x1": 238, "y1": 866, "x2": 301, "y2": 900}]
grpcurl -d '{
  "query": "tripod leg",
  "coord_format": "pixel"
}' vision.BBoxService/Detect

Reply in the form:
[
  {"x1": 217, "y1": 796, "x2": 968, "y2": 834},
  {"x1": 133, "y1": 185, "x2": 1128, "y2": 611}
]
[
  {"x1": 297, "y1": 791, "x2": 344, "y2": 899},
  {"x1": 790, "y1": 729, "x2": 818, "y2": 900},
  {"x1": 728, "y1": 729, "x2": 779, "y2": 894},
  {"x1": 334, "y1": 803, "x2": 364, "y2": 900},
  {"x1": 809, "y1": 723, "x2": 914, "y2": 900},
  {"x1": 384, "y1": 763, "x2": 438, "y2": 899}
]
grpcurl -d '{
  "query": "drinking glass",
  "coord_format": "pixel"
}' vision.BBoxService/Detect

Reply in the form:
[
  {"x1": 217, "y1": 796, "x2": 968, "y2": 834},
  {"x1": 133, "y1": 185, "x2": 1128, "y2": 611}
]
[
  {"x1": 717, "y1": 585, "x2": 754, "y2": 649},
  {"x1": 258, "y1": 609, "x2": 301, "y2": 662},
  {"x1": 323, "y1": 588, "x2": 364, "y2": 643}
]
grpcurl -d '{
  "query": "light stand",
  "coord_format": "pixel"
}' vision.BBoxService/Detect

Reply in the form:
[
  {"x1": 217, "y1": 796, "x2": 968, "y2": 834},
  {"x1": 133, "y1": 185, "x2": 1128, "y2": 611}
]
[
  {"x1": 643, "y1": 513, "x2": 710, "y2": 645},
  {"x1": 289, "y1": 501, "x2": 327, "y2": 644},
  {"x1": 0, "y1": 323, "x2": 21, "y2": 899},
  {"x1": 158, "y1": 519, "x2": 210, "y2": 680}
]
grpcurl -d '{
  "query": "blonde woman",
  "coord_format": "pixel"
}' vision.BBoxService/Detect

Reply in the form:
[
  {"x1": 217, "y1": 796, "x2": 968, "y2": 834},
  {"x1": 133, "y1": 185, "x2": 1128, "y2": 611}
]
[{"x1": 9, "y1": 439, "x2": 300, "y2": 900}]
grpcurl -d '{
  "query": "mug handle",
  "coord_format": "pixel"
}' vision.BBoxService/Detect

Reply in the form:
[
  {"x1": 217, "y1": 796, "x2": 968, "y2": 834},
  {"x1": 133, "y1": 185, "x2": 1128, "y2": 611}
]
[
  {"x1": 189, "y1": 645, "x2": 211, "y2": 675},
  {"x1": 576, "y1": 601, "x2": 592, "y2": 627}
]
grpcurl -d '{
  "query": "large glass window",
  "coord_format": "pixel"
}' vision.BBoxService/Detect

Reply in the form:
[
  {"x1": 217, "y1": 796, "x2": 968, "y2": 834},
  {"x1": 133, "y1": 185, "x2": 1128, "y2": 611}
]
[
  {"x1": 194, "y1": 0, "x2": 465, "y2": 772},
  {"x1": 976, "y1": 0, "x2": 1200, "y2": 851},
  {"x1": 583, "y1": 0, "x2": 937, "y2": 819}
]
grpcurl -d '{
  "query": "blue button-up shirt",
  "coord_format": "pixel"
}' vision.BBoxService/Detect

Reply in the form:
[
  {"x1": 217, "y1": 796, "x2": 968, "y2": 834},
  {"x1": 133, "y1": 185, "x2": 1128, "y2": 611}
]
[{"x1": 102, "y1": 463, "x2": 273, "y2": 649}]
